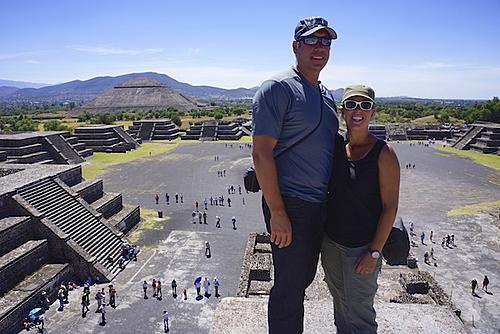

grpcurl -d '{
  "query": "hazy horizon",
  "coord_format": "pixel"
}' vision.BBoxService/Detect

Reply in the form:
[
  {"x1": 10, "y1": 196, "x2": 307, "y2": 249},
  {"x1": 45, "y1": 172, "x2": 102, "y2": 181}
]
[{"x1": 1, "y1": 0, "x2": 499, "y2": 99}]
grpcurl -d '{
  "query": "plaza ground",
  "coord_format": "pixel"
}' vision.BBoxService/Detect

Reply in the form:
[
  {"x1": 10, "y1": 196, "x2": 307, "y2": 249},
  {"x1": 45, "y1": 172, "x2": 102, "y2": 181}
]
[{"x1": 36, "y1": 141, "x2": 499, "y2": 333}]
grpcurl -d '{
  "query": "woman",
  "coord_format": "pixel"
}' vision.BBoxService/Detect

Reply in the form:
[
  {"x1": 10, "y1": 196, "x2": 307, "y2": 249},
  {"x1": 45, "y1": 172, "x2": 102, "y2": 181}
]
[{"x1": 322, "y1": 84, "x2": 400, "y2": 333}]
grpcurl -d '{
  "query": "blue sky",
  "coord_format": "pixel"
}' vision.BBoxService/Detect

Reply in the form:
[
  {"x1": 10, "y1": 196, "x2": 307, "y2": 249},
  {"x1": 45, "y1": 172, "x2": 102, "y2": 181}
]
[{"x1": 1, "y1": 0, "x2": 499, "y2": 99}]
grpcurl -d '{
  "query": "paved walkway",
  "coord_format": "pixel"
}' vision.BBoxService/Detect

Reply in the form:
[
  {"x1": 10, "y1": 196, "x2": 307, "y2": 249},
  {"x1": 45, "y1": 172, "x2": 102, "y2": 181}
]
[{"x1": 36, "y1": 141, "x2": 499, "y2": 333}]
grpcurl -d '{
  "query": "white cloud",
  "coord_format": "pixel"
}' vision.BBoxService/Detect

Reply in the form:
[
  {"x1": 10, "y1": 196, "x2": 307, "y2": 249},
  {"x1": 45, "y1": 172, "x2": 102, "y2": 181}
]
[
  {"x1": 0, "y1": 51, "x2": 45, "y2": 60},
  {"x1": 66, "y1": 45, "x2": 164, "y2": 55}
]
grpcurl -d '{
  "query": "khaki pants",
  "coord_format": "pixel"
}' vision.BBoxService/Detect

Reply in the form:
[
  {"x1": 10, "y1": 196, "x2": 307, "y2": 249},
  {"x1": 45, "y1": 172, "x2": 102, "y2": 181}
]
[{"x1": 321, "y1": 237, "x2": 382, "y2": 334}]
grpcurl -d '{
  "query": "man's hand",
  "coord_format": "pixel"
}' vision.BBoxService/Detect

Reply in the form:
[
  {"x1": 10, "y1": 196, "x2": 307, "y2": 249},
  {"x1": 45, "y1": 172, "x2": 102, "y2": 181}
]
[
  {"x1": 270, "y1": 210, "x2": 292, "y2": 248},
  {"x1": 354, "y1": 252, "x2": 377, "y2": 274}
]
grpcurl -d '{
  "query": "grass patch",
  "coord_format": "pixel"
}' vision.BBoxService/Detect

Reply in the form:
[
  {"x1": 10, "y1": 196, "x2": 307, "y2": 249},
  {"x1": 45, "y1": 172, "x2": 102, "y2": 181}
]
[
  {"x1": 128, "y1": 208, "x2": 170, "y2": 244},
  {"x1": 434, "y1": 145, "x2": 500, "y2": 170},
  {"x1": 448, "y1": 200, "x2": 500, "y2": 217},
  {"x1": 82, "y1": 140, "x2": 180, "y2": 179}
]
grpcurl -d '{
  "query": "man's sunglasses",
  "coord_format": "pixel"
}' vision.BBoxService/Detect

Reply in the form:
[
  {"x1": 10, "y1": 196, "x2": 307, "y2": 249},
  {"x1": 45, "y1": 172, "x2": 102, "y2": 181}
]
[
  {"x1": 300, "y1": 36, "x2": 332, "y2": 47},
  {"x1": 342, "y1": 100, "x2": 374, "y2": 111}
]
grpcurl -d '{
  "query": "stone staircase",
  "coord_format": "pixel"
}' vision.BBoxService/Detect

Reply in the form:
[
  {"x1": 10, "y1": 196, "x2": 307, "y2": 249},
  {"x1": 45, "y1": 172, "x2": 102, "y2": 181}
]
[
  {"x1": 138, "y1": 121, "x2": 154, "y2": 140},
  {"x1": 44, "y1": 133, "x2": 84, "y2": 164},
  {"x1": 200, "y1": 122, "x2": 218, "y2": 141},
  {"x1": 452, "y1": 126, "x2": 484, "y2": 150},
  {"x1": 16, "y1": 178, "x2": 125, "y2": 277},
  {"x1": 0, "y1": 216, "x2": 71, "y2": 334}
]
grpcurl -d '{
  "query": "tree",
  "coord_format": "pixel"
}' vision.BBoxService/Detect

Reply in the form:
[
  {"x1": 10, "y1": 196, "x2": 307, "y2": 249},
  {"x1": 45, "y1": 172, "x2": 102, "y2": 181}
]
[{"x1": 43, "y1": 119, "x2": 69, "y2": 131}]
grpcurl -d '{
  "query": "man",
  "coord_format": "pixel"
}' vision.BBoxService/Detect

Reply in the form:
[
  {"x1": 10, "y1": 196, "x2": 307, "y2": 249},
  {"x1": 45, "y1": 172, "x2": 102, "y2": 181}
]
[
  {"x1": 163, "y1": 310, "x2": 169, "y2": 332},
  {"x1": 252, "y1": 16, "x2": 338, "y2": 333}
]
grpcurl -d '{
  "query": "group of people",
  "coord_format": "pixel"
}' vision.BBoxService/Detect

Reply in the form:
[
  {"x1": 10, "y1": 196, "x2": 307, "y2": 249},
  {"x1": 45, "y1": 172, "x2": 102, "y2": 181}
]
[
  {"x1": 252, "y1": 17, "x2": 400, "y2": 333},
  {"x1": 155, "y1": 192, "x2": 184, "y2": 205},
  {"x1": 471, "y1": 275, "x2": 490, "y2": 296}
]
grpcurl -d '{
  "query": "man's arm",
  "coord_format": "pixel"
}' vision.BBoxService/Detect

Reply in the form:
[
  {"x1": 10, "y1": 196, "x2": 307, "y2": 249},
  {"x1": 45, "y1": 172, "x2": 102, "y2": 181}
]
[
  {"x1": 354, "y1": 144, "x2": 400, "y2": 274},
  {"x1": 252, "y1": 135, "x2": 292, "y2": 248}
]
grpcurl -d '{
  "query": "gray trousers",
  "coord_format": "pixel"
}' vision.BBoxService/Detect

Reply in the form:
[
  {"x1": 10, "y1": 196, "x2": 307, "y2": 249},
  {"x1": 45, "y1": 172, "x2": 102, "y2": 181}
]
[{"x1": 321, "y1": 237, "x2": 382, "y2": 334}]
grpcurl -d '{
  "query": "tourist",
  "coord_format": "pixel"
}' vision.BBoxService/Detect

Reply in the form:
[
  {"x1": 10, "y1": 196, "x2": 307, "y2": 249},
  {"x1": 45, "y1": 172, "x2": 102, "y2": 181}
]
[
  {"x1": 322, "y1": 84, "x2": 400, "y2": 333},
  {"x1": 227, "y1": 197, "x2": 232, "y2": 207},
  {"x1": 183, "y1": 288, "x2": 187, "y2": 300},
  {"x1": 471, "y1": 278, "x2": 478, "y2": 295},
  {"x1": 180, "y1": 193, "x2": 184, "y2": 203},
  {"x1": 156, "y1": 279, "x2": 163, "y2": 299},
  {"x1": 165, "y1": 192, "x2": 170, "y2": 205},
  {"x1": 95, "y1": 289, "x2": 103, "y2": 312},
  {"x1": 81, "y1": 292, "x2": 90, "y2": 317},
  {"x1": 231, "y1": 216, "x2": 237, "y2": 230},
  {"x1": 155, "y1": 194, "x2": 159, "y2": 205},
  {"x1": 203, "y1": 211, "x2": 207, "y2": 224},
  {"x1": 171, "y1": 279, "x2": 177, "y2": 297},
  {"x1": 214, "y1": 277, "x2": 220, "y2": 298},
  {"x1": 195, "y1": 279, "x2": 201, "y2": 297},
  {"x1": 109, "y1": 285, "x2": 117, "y2": 308},
  {"x1": 192, "y1": 211, "x2": 197, "y2": 224},
  {"x1": 451, "y1": 234, "x2": 455, "y2": 246},
  {"x1": 203, "y1": 277, "x2": 211, "y2": 297},
  {"x1": 238, "y1": 185, "x2": 242, "y2": 195},
  {"x1": 198, "y1": 211, "x2": 203, "y2": 224},
  {"x1": 420, "y1": 231, "x2": 425, "y2": 244},
  {"x1": 152, "y1": 278, "x2": 157, "y2": 297},
  {"x1": 205, "y1": 241, "x2": 211, "y2": 258},
  {"x1": 175, "y1": 193, "x2": 179, "y2": 203},
  {"x1": 215, "y1": 216, "x2": 221, "y2": 228},
  {"x1": 204, "y1": 198, "x2": 208, "y2": 210},
  {"x1": 482, "y1": 275, "x2": 489, "y2": 292},
  {"x1": 430, "y1": 247, "x2": 435, "y2": 260},
  {"x1": 58, "y1": 285, "x2": 65, "y2": 311},
  {"x1": 163, "y1": 310, "x2": 169, "y2": 332},
  {"x1": 195, "y1": 201, "x2": 199, "y2": 211},
  {"x1": 252, "y1": 16, "x2": 338, "y2": 333},
  {"x1": 143, "y1": 280, "x2": 148, "y2": 299},
  {"x1": 430, "y1": 230, "x2": 434, "y2": 243}
]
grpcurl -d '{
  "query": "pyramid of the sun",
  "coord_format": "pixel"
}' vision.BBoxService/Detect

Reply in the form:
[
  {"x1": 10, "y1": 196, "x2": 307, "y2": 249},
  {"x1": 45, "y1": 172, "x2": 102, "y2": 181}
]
[{"x1": 75, "y1": 77, "x2": 198, "y2": 114}]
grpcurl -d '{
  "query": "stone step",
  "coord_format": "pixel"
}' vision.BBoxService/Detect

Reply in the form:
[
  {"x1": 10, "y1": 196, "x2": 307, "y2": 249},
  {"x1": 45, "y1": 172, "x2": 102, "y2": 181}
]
[
  {"x1": 0, "y1": 240, "x2": 48, "y2": 296},
  {"x1": 0, "y1": 263, "x2": 70, "y2": 334},
  {"x1": 91, "y1": 192, "x2": 122, "y2": 219},
  {"x1": 211, "y1": 297, "x2": 467, "y2": 334},
  {"x1": 0, "y1": 217, "x2": 32, "y2": 257}
]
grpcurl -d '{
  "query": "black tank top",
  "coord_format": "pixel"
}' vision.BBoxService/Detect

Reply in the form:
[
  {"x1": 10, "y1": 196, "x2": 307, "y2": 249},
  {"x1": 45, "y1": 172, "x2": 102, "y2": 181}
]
[{"x1": 326, "y1": 140, "x2": 387, "y2": 247}]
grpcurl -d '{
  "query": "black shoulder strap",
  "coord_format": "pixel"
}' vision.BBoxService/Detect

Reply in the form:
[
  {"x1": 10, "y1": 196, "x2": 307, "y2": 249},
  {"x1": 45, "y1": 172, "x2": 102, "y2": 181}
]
[{"x1": 274, "y1": 91, "x2": 325, "y2": 159}]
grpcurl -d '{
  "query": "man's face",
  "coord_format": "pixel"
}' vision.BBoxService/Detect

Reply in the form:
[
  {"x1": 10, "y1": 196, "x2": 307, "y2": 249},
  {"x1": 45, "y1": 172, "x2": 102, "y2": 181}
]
[{"x1": 294, "y1": 29, "x2": 331, "y2": 72}]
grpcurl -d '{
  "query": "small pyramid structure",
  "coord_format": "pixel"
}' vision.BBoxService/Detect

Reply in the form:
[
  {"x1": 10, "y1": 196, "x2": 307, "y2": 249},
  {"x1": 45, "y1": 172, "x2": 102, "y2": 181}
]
[{"x1": 76, "y1": 77, "x2": 198, "y2": 114}]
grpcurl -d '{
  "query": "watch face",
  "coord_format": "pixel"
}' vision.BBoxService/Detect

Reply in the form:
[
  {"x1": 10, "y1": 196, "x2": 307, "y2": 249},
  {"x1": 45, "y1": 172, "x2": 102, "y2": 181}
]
[{"x1": 371, "y1": 250, "x2": 381, "y2": 259}]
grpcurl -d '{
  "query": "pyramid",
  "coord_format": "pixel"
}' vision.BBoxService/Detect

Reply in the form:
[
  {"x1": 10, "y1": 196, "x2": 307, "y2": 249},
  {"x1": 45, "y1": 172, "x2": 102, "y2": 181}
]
[{"x1": 75, "y1": 77, "x2": 198, "y2": 114}]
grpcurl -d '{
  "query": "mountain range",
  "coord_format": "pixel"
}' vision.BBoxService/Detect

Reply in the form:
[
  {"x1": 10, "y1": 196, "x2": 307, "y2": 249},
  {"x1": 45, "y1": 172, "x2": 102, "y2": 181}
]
[{"x1": 0, "y1": 72, "x2": 261, "y2": 103}]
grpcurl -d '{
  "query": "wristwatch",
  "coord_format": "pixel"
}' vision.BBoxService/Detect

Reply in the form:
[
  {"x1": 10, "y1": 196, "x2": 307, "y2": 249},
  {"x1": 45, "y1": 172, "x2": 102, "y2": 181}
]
[{"x1": 369, "y1": 249, "x2": 381, "y2": 259}]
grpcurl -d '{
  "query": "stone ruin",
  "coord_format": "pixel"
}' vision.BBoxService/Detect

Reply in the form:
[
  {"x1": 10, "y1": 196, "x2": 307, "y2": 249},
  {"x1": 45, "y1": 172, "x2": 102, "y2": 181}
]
[{"x1": 0, "y1": 163, "x2": 140, "y2": 333}]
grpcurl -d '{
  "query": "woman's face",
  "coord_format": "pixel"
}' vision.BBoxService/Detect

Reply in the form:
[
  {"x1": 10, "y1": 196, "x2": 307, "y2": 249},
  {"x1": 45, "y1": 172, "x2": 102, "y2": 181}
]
[{"x1": 341, "y1": 95, "x2": 375, "y2": 130}]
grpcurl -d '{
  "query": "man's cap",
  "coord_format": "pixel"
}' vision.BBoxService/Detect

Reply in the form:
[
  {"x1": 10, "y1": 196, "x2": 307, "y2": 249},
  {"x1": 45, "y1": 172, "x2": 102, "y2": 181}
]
[
  {"x1": 294, "y1": 17, "x2": 337, "y2": 40},
  {"x1": 342, "y1": 84, "x2": 375, "y2": 103}
]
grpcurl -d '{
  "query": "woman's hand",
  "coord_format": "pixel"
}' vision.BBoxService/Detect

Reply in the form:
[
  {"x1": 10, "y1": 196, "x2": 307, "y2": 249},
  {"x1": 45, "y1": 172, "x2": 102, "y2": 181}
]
[{"x1": 354, "y1": 252, "x2": 378, "y2": 274}]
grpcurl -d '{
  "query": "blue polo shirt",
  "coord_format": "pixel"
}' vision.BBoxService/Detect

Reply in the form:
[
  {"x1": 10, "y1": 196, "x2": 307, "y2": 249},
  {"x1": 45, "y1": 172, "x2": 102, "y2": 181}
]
[{"x1": 252, "y1": 67, "x2": 338, "y2": 203}]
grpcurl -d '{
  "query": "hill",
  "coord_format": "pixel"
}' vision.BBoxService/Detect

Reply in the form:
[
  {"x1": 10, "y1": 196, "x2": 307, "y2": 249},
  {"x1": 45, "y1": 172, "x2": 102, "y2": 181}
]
[{"x1": 0, "y1": 72, "x2": 258, "y2": 103}]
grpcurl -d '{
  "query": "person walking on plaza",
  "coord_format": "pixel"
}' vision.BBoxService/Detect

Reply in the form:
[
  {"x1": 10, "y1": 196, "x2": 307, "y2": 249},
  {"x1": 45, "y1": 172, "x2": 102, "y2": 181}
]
[
  {"x1": 152, "y1": 278, "x2": 157, "y2": 297},
  {"x1": 215, "y1": 216, "x2": 221, "y2": 228},
  {"x1": 471, "y1": 278, "x2": 478, "y2": 295},
  {"x1": 155, "y1": 193, "x2": 159, "y2": 205},
  {"x1": 227, "y1": 197, "x2": 232, "y2": 207},
  {"x1": 231, "y1": 216, "x2": 237, "y2": 230},
  {"x1": 195, "y1": 280, "x2": 201, "y2": 297},
  {"x1": 430, "y1": 230, "x2": 434, "y2": 243},
  {"x1": 81, "y1": 292, "x2": 90, "y2": 317},
  {"x1": 57, "y1": 285, "x2": 65, "y2": 311},
  {"x1": 181, "y1": 193, "x2": 184, "y2": 203},
  {"x1": 203, "y1": 277, "x2": 211, "y2": 297},
  {"x1": 420, "y1": 231, "x2": 425, "y2": 244},
  {"x1": 192, "y1": 211, "x2": 197, "y2": 224},
  {"x1": 175, "y1": 193, "x2": 179, "y2": 203},
  {"x1": 198, "y1": 211, "x2": 203, "y2": 224},
  {"x1": 203, "y1": 210, "x2": 207, "y2": 224},
  {"x1": 183, "y1": 288, "x2": 187, "y2": 300},
  {"x1": 108, "y1": 285, "x2": 117, "y2": 308},
  {"x1": 165, "y1": 192, "x2": 170, "y2": 205},
  {"x1": 252, "y1": 17, "x2": 338, "y2": 333},
  {"x1": 214, "y1": 277, "x2": 220, "y2": 298},
  {"x1": 205, "y1": 241, "x2": 211, "y2": 258},
  {"x1": 143, "y1": 280, "x2": 148, "y2": 299},
  {"x1": 157, "y1": 279, "x2": 163, "y2": 299},
  {"x1": 482, "y1": 275, "x2": 489, "y2": 292},
  {"x1": 163, "y1": 310, "x2": 169, "y2": 332},
  {"x1": 171, "y1": 279, "x2": 177, "y2": 297}
]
